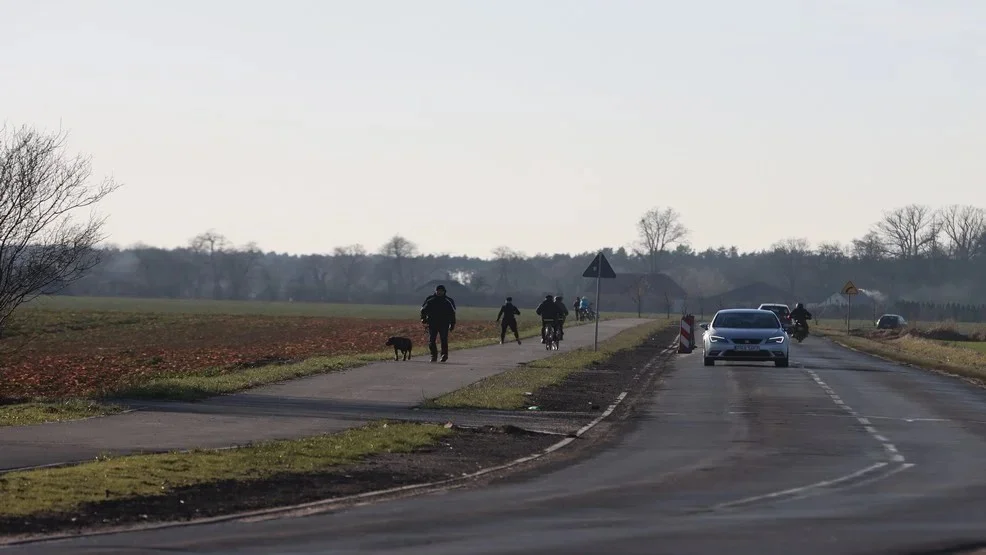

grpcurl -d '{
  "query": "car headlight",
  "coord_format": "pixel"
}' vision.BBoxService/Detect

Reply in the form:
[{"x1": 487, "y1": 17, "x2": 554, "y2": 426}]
[
  {"x1": 766, "y1": 336, "x2": 785, "y2": 344},
  {"x1": 709, "y1": 335, "x2": 727, "y2": 343}
]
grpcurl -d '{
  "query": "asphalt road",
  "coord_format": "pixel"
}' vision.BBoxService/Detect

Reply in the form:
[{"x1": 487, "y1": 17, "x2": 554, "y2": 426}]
[
  {"x1": 8, "y1": 334, "x2": 986, "y2": 554},
  {"x1": 0, "y1": 319, "x2": 649, "y2": 471}
]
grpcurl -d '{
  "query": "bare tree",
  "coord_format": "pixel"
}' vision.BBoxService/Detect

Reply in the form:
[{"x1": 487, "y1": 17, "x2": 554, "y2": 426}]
[
  {"x1": 379, "y1": 235, "x2": 418, "y2": 296},
  {"x1": 850, "y1": 230, "x2": 887, "y2": 261},
  {"x1": 189, "y1": 230, "x2": 230, "y2": 299},
  {"x1": 875, "y1": 204, "x2": 940, "y2": 259},
  {"x1": 626, "y1": 274, "x2": 650, "y2": 317},
  {"x1": 937, "y1": 205, "x2": 986, "y2": 261},
  {"x1": 491, "y1": 246, "x2": 524, "y2": 293},
  {"x1": 771, "y1": 237, "x2": 812, "y2": 297},
  {"x1": 0, "y1": 125, "x2": 120, "y2": 337},
  {"x1": 636, "y1": 207, "x2": 688, "y2": 273},
  {"x1": 221, "y1": 241, "x2": 262, "y2": 300},
  {"x1": 332, "y1": 244, "x2": 366, "y2": 300}
]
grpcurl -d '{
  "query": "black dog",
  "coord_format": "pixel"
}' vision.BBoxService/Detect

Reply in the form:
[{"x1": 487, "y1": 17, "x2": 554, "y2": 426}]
[{"x1": 385, "y1": 336, "x2": 413, "y2": 361}]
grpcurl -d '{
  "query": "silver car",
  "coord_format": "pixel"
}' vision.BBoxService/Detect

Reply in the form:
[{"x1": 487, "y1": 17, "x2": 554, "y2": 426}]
[{"x1": 699, "y1": 308, "x2": 790, "y2": 367}]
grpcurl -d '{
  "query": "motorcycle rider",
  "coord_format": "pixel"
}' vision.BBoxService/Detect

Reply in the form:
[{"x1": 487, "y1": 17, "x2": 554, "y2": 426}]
[
  {"x1": 790, "y1": 302, "x2": 813, "y2": 332},
  {"x1": 535, "y1": 294, "x2": 562, "y2": 344}
]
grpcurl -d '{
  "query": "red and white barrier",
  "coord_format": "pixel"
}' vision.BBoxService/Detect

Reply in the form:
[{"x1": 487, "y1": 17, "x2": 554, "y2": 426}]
[{"x1": 678, "y1": 314, "x2": 695, "y2": 353}]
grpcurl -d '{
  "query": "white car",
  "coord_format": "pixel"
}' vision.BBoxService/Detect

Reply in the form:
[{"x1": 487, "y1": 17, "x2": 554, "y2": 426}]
[{"x1": 700, "y1": 308, "x2": 790, "y2": 367}]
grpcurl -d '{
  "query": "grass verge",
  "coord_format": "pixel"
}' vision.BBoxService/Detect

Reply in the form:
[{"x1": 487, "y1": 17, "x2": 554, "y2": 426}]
[
  {"x1": 108, "y1": 321, "x2": 562, "y2": 401},
  {"x1": 422, "y1": 319, "x2": 671, "y2": 410},
  {"x1": 0, "y1": 421, "x2": 449, "y2": 519},
  {"x1": 816, "y1": 326, "x2": 986, "y2": 382},
  {"x1": 0, "y1": 400, "x2": 125, "y2": 428}
]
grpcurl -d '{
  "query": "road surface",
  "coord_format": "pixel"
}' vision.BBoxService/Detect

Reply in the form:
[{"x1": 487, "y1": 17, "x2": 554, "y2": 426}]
[
  {"x1": 0, "y1": 319, "x2": 650, "y2": 472},
  {"x1": 8, "y1": 334, "x2": 986, "y2": 554}
]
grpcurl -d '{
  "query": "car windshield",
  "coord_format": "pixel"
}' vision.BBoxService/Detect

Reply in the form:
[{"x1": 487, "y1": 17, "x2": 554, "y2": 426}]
[
  {"x1": 713, "y1": 312, "x2": 780, "y2": 329},
  {"x1": 762, "y1": 305, "x2": 789, "y2": 315}
]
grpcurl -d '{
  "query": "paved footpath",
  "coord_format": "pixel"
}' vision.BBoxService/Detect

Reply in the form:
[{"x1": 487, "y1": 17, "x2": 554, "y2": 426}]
[{"x1": 0, "y1": 319, "x2": 652, "y2": 471}]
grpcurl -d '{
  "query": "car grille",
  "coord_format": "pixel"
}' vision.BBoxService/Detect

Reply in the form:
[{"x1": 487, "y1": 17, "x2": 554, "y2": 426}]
[{"x1": 731, "y1": 338, "x2": 763, "y2": 344}]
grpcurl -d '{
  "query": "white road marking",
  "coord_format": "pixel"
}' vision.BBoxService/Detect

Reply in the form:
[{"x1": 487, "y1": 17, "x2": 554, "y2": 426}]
[
  {"x1": 805, "y1": 369, "x2": 908, "y2": 465},
  {"x1": 714, "y1": 461, "x2": 889, "y2": 509}
]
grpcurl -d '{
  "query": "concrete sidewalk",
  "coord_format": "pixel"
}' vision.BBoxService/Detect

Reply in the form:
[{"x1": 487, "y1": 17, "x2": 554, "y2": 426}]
[{"x1": 0, "y1": 318, "x2": 652, "y2": 471}]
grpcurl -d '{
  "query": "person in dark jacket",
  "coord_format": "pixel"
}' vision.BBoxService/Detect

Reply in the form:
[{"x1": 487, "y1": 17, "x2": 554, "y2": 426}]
[
  {"x1": 496, "y1": 296, "x2": 522, "y2": 345},
  {"x1": 790, "y1": 302, "x2": 813, "y2": 330},
  {"x1": 535, "y1": 294, "x2": 561, "y2": 344},
  {"x1": 554, "y1": 295, "x2": 570, "y2": 340},
  {"x1": 420, "y1": 284, "x2": 457, "y2": 362},
  {"x1": 573, "y1": 296, "x2": 582, "y2": 321}
]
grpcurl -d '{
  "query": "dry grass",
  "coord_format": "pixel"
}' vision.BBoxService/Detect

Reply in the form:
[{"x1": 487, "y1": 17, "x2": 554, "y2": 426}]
[
  {"x1": 818, "y1": 320, "x2": 986, "y2": 381},
  {"x1": 0, "y1": 421, "x2": 447, "y2": 518}
]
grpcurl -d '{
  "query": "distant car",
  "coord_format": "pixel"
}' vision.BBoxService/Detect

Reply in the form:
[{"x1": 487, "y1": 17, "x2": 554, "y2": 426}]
[
  {"x1": 876, "y1": 314, "x2": 907, "y2": 329},
  {"x1": 758, "y1": 303, "x2": 792, "y2": 330},
  {"x1": 700, "y1": 308, "x2": 790, "y2": 367}
]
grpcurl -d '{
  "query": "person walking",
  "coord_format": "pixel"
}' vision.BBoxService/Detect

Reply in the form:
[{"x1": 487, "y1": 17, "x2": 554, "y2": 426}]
[
  {"x1": 496, "y1": 296, "x2": 522, "y2": 345},
  {"x1": 420, "y1": 284, "x2": 456, "y2": 362},
  {"x1": 573, "y1": 296, "x2": 582, "y2": 321}
]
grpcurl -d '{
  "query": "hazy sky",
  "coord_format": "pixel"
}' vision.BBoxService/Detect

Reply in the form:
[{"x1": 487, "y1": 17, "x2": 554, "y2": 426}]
[{"x1": 3, "y1": 0, "x2": 984, "y2": 258}]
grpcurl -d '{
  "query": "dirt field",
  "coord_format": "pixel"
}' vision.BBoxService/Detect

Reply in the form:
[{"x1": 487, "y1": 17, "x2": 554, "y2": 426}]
[{"x1": 0, "y1": 296, "x2": 556, "y2": 399}]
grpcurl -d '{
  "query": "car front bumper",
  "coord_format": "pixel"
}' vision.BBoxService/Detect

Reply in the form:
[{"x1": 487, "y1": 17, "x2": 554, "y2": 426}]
[{"x1": 703, "y1": 341, "x2": 789, "y2": 361}]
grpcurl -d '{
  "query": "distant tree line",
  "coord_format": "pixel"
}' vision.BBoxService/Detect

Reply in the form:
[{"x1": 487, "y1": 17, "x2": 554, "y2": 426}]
[
  {"x1": 7, "y1": 122, "x2": 984, "y2": 333},
  {"x1": 54, "y1": 203, "x2": 986, "y2": 314}
]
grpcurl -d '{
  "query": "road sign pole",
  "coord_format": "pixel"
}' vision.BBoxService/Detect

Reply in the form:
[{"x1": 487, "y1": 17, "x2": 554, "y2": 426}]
[
  {"x1": 594, "y1": 250, "x2": 601, "y2": 351},
  {"x1": 847, "y1": 294, "x2": 852, "y2": 336}
]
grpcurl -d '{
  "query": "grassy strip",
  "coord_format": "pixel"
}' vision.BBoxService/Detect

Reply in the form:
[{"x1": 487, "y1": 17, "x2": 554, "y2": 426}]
[
  {"x1": 0, "y1": 421, "x2": 449, "y2": 518},
  {"x1": 423, "y1": 319, "x2": 671, "y2": 410},
  {"x1": 0, "y1": 400, "x2": 125, "y2": 428},
  {"x1": 816, "y1": 325, "x2": 986, "y2": 382},
  {"x1": 108, "y1": 321, "x2": 564, "y2": 401}
]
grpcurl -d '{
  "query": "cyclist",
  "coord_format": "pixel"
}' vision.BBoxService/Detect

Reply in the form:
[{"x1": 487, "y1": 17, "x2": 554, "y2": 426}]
[
  {"x1": 554, "y1": 296, "x2": 569, "y2": 340},
  {"x1": 535, "y1": 294, "x2": 562, "y2": 344}
]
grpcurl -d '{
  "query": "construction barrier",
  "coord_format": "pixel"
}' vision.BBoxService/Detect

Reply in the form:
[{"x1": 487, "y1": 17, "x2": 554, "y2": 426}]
[{"x1": 678, "y1": 314, "x2": 695, "y2": 353}]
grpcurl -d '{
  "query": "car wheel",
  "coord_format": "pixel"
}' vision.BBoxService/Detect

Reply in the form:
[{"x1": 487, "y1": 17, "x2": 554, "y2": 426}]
[
  {"x1": 704, "y1": 357, "x2": 715, "y2": 367},
  {"x1": 775, "y1": 357, "x2": 789, "y2": 368}
]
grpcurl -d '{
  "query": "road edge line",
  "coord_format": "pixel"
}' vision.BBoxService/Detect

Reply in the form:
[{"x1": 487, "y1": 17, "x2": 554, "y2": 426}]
[{"x1": 0, "y1": 338, "x2": 678, "y2": 548}]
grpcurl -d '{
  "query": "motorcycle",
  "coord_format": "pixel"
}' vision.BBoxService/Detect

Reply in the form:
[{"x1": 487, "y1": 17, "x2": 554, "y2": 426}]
[{"x1": 790, "y1": 321, "x2": 809, "y2": 343}]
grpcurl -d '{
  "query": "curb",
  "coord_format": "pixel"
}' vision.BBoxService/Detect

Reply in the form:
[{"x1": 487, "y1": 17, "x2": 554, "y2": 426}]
[{"x1": 0, "y1": 339, "x2": 679, "y2": 548}]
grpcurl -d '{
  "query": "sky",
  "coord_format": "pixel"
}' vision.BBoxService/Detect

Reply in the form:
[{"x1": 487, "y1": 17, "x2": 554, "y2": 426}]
[{"x1": 2, "y1": 0, "x2": 984, "y2": 259}]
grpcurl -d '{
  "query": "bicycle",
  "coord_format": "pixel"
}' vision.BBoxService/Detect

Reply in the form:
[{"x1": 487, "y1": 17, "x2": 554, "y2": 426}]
[{"x1": 541, "y1": 318, "x2": 561, "y2": 350}]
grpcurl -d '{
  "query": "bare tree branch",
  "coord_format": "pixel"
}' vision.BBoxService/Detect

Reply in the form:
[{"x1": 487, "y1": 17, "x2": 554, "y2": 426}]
[
  {"x1": 875, "y1": 204, "x2": 940, "y2": 259},
  {"x1": 0, "y1": 125, "x2": 120, "y2": 337},
  {"x1": 938, "y1": 204, "x2": 986, "y2": 261},
  {"x1": 636, "y1": 207, "x2": 688, "y2": 273}
]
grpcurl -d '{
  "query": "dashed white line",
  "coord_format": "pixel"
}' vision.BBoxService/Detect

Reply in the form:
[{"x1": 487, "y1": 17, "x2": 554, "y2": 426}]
[{"x1": 805, "y1": 369, "x2": 907, "y2": 465}]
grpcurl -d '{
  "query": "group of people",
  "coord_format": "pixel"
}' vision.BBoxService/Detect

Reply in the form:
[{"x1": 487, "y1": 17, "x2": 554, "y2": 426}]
[
  {"x1": 572, "y1": 295, "x2": 593, "y2": 321},
  {"x1": 495, "y1": 294, "x2": 573, "y2": 345},
  {"x1": 418, "y1": 284, "x2": 591, "y2": 362}
]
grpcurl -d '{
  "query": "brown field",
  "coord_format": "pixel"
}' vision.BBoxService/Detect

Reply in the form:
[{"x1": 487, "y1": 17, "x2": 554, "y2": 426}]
[{"x1": 0, "y1": 297, "x2": 566, "y2": 400}]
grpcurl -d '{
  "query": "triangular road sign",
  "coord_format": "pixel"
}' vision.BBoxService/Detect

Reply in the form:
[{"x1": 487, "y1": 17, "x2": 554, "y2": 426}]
[
  {"x1": 841, "y1": 280, "x2": 859, "y2": 295},
  {"x1": 582, "y1": 252, "x2": 616, "y2": 279}
]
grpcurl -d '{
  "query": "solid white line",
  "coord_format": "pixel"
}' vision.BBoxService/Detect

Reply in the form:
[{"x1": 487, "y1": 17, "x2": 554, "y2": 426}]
[{"x1": 714, "y1": 462, "x2": 888, "y2": 509}]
